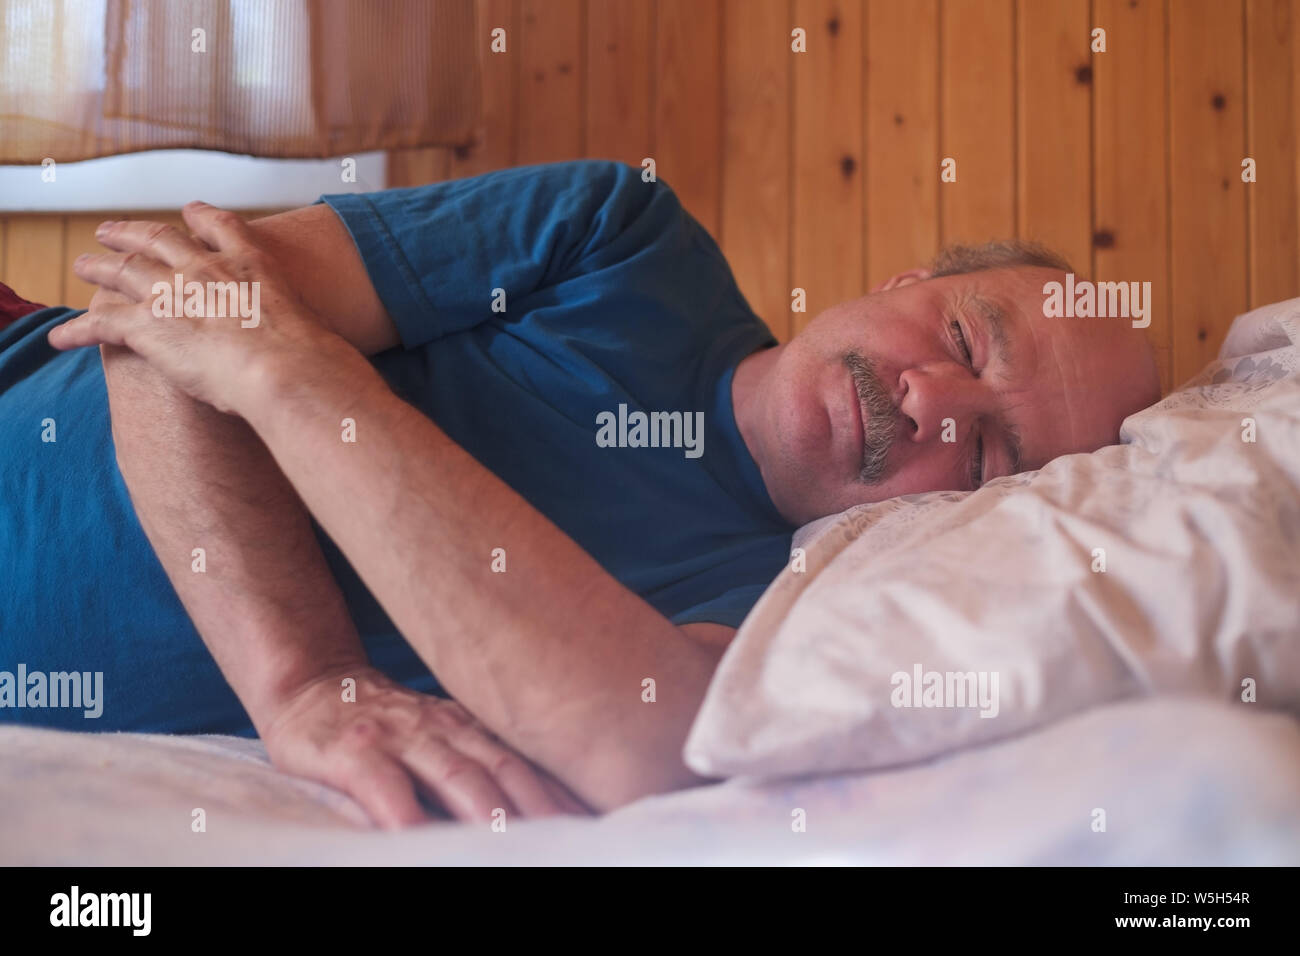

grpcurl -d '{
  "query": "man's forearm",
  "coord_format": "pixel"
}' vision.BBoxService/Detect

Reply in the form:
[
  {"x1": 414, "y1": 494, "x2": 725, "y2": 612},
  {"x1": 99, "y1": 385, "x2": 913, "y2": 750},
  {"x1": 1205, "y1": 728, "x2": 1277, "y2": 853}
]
[
  {"x1": 241, "y1": 335, "x2": 723, "y2": 811},
  {"x1": 101, "y1": 343, "x2": 370, "y2": 733},
  {"x1": 92, "y1": 203, "x2": 396, "y2": 731},
  {"x1": 245, "y1": 206, "x2": 399, "y2": 356}
]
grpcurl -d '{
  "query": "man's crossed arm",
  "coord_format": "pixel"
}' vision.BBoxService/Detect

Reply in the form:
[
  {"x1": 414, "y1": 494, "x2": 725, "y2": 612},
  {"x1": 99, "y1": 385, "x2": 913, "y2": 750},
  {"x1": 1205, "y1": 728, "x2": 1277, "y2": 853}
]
[{"x1": 53, "y1": 202, "x2": 735, "y2": 822}]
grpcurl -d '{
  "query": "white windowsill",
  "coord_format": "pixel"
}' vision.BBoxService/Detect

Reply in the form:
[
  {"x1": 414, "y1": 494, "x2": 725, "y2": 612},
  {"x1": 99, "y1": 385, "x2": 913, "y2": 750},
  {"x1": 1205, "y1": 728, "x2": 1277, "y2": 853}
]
[{"x1": 0, "y1": 149, "x2": 388, "y2": 212}]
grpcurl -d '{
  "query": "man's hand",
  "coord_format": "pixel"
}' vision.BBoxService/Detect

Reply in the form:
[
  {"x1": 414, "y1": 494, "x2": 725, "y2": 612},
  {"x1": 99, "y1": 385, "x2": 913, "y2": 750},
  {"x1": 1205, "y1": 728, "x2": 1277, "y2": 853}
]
[
  {"x1": 262, "y1": 666, "x2": 590, "y2": 828},
  {"x1": 48, "y1": 202, "x2": 333, "y2": 415}
]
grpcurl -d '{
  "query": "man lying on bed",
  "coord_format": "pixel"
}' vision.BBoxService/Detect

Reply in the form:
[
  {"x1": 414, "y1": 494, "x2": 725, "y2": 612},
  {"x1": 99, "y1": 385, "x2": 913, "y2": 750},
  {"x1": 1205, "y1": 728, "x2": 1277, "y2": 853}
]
[{"x1": 0, "y1": 160, "x2": 1159, "y2": 826}]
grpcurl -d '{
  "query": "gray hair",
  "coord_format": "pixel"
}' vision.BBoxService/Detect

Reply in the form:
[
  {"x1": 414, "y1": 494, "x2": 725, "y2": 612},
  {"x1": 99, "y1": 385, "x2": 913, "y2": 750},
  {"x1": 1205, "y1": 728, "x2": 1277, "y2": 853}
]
[{"x1": 928, "y1": 239, "x2": 1074, "y2": 279}]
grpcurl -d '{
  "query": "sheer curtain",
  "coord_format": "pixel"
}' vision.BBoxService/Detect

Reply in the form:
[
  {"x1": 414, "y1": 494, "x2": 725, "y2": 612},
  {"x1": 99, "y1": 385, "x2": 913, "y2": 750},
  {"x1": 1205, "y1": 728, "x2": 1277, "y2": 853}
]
[{"x1": 0, "y1": 0, "x2": 480, "y2": 163}]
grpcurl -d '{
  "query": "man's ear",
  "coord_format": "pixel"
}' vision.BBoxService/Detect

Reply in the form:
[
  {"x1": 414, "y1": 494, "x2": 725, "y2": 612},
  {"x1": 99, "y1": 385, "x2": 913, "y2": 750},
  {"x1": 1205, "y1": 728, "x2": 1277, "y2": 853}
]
[{"x1": 872, "y1": 267, "x2": 931, "y2": 293}]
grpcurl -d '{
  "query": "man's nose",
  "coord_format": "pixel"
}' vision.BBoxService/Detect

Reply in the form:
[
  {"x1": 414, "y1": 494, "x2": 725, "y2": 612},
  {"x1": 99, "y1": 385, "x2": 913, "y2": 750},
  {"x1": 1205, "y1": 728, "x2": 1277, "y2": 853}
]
[{"x1": 896, "y1": 366, "x2": 983, "y2": 443}]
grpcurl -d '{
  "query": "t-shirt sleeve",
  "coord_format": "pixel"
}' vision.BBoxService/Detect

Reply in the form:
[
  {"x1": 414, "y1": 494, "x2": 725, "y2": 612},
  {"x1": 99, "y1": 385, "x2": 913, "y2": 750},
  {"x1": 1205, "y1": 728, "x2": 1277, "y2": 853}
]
[
  {"x1": 669, "y1": 582, "x2": 768, "y2": 630},
  {"x1": 320, "y1": 160, "x2": 684, "y2": 349}
]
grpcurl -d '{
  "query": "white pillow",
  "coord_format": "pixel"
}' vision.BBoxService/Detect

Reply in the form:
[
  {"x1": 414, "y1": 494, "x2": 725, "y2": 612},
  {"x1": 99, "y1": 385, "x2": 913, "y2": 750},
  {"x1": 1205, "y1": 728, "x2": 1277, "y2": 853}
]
[{"x1": 684, "y1": 299, "x2": 1300, "y2": 778}]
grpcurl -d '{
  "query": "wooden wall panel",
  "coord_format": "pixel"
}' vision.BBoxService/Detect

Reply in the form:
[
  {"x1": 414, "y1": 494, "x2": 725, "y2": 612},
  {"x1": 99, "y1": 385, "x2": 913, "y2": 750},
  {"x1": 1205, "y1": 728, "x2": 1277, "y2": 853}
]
[
  {"x1": 720, "y1": 0, "x2": 791, "y2": 339},
  {"x1": 450, "y1": 0, "x2": 519, "y2": 178},
  {"x1": 1246, "y1": 0, "x2": 1300, "y2": 310},
  {"x1": 654, "y1": 0, "x2": 724, "y2": 238},
  {"x1": 1017, "y1": 0, "x2": 1092, "y2": 276},
  {"x1": 586, "y1": 0, "x2": 653, "y2": 165},
  {"x1": 1094, "y1": 0, "x2": 1173, "y2": 393},
  {"x1": 516, "y1": 0, "x2": 584, "y2": 165},
  {"x1": 2, "y1": 217, "x2": 64, "y2": 307},
  {"x1": 865, "y1": 0, "x2": 939, "y2": 290},
  {"x1": 791, "y1": 0, "x2": 863, "y2": 334},
  {"x1": 940, "y1": 0, "x2": 1016, "y2": 243},
  {"x1": 1170, "y1": 0, "x2": 1249, "y2": 387},
  {"x1": 386, "y1": 148, "x2": 453, "y2": 187}
]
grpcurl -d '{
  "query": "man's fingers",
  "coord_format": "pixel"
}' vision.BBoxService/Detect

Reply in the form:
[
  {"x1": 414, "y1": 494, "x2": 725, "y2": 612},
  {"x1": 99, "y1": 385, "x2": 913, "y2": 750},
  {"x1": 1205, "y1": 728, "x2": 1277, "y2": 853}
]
[
  {"x1": 539, "y1": 772, "x2": 594, "y2": 817},
  {"x1": 181, "y1": 201, "x2": 253, "y2": 254},
  {"x1": 446, "y1": 727, "x2": 572, "y2": 819},
  {"x1": 401, "y1": 737, "x2": 518, "y2": 824},
  {"x1": 90, "y1": 286, "x2": 134, "y2": 309},
  {"x1": 73, "y1": 250, "x2": 167, "y2": 302},
  {"x1": 47, "y1": 304, "x2": 133, "y2": 351},
  {"x1": 94, "y1": 219, "x2": 208, "y2": 268},
  {"x1": 328, "y1": 747, "x2": 429, "y2": 830}
]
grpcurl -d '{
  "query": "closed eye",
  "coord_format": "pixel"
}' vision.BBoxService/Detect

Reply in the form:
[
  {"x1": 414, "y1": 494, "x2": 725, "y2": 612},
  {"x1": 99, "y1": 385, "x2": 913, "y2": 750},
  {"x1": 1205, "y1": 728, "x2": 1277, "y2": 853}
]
[
  {"x1": 951, "y1": 320, "x2": 984, "y2": 487},
  {"x1": 951, "y1": 319, "x2": 974, "y2": 366}
]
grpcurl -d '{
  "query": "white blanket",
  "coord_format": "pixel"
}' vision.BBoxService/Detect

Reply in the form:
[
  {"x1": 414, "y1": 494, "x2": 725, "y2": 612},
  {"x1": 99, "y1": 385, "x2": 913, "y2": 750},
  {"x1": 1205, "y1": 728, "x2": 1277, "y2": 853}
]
[{"x1": 3, "y1": 697, "x2": 1297, "y2": 864}]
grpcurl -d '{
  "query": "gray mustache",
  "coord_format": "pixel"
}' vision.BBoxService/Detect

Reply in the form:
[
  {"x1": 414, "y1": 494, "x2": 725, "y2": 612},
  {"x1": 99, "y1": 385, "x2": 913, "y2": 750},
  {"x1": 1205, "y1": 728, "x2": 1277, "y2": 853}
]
[{"x1": 843, "y1": 351, "x2": 898, "y2": 483}]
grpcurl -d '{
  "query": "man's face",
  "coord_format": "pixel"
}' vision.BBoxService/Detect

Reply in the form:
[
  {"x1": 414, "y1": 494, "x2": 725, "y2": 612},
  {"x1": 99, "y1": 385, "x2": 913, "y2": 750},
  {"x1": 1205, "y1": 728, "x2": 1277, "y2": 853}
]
[{"x1": 746, "y1": 266, "x2": 1162, "y2": 526}]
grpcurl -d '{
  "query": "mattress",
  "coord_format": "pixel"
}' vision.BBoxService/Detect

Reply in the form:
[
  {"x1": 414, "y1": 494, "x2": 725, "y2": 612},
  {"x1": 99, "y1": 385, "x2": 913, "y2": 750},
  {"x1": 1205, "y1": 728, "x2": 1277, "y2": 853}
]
[{"x1": 3, "y1": 696, "x2": 1296, "y2": 865}]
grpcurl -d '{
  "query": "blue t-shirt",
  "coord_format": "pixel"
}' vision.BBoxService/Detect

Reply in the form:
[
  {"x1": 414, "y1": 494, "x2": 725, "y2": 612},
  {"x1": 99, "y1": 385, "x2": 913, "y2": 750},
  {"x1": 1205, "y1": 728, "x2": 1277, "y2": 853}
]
[{"x1": 0, "y1": 160, "x2": 793, "y2": 735}]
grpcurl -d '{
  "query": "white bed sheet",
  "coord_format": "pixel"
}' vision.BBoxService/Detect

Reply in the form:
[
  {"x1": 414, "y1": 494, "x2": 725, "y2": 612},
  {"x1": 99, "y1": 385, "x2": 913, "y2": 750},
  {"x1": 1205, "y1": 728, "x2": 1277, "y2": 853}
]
[{"x1": 3, "y1": 696, "x2": 1297, "y2": 865}]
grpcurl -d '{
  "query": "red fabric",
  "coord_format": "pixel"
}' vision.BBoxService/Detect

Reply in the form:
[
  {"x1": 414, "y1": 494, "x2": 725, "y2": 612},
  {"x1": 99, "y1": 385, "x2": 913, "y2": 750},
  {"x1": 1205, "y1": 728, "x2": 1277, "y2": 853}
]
[{"x1": 0, "y1": 281, "x2": 47, "y2": 329}]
